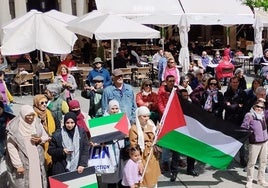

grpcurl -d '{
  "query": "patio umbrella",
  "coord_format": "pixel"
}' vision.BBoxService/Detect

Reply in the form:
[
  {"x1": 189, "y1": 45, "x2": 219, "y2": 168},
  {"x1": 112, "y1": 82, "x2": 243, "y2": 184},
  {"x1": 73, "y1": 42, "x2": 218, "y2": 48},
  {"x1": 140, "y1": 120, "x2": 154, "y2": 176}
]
[
  {"x1": 67, "y1": 10, "x2": 160, "y2": 70},
  {"x1": 253, "y1": 9, "x2": 264, "y2": 59},
  {"x1": 178, "y1": 15, "x2": 190, "y2": 74},
  {"x1": 1, "y1": 10, "x2": 78, "y2": 58},
  {"x1": 0, "y1": 0, "x2": 11, "y2": 42},
  {"x1": 133, "y1": 14, "x2": 182, "y2": 51}
]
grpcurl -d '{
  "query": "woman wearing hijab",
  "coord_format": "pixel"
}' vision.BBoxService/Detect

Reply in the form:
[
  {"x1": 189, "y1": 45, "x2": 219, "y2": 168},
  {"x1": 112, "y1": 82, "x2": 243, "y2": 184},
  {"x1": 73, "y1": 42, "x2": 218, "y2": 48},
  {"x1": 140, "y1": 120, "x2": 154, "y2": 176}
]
[
  {"x1": 101, "y1": 99, "x2": 126, "y2": 188},
  {"x1": 33, "y1": 94, "x2": 56, "y2": 171},
  {"x1": 6, "y1": 105, "x2": 49, "y2": 188},
  {"x1": 103, "y1": 99, "x2": 121, "y2": 116},
  {"x1": 48, "y1": 112, "x2": 89, "y2": 175},
  {"x1": 68, "y1": 99, "x2": 91, "y2": 139},
  {"x1": 129, "y1": 106, "x2": 161, "y2": 188},
  {"x1": 241, "y1": 99, "x2": 268, "y2": 188}
]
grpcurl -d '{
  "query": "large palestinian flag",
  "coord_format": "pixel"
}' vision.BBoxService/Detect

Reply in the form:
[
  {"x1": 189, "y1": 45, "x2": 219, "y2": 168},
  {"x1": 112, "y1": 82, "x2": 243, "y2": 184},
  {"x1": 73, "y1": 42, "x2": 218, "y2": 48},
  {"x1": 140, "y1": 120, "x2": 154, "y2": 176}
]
[
  {"x1": 49, "y1": 167, "x2": 98, "y2": 188},
  {"x1": 88, "y1": 113, "x2": 129, "y2": 143},
  {"x1": 157, "y1": 90, "x2": 249, "y2": 169}
]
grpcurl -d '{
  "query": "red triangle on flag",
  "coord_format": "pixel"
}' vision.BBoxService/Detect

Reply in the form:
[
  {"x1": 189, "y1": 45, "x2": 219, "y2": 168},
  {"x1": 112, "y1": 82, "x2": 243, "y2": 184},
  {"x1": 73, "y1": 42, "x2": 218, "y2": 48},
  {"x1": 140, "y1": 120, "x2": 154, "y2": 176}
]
[
  {"x1": 157, "y1": 90, "x2": 186, "y2": 140},
  {"x1": 115, "y1": 113, "x2": 129, "y2": 135},
  {"x1": 49, "y1": 177, "x2": 68, "y2": 188}
]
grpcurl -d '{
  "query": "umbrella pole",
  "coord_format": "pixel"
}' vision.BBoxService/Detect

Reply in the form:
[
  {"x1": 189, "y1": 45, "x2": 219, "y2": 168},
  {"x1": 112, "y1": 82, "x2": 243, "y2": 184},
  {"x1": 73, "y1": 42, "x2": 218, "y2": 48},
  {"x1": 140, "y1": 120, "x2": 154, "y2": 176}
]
[
  {"x1": 40, "y1": 50, "x2": 43, "y2": 62},
  {"x1": 111, "y1": 39, "x2": 114, "y2": 72}
]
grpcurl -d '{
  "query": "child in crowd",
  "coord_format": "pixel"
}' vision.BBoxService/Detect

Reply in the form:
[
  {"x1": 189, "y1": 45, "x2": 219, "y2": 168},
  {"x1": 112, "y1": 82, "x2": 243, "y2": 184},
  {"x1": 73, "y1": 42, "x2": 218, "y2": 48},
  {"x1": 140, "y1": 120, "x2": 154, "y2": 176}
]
[{"x1": 122, "y1": 145, "x2": 143, "y2": 188}]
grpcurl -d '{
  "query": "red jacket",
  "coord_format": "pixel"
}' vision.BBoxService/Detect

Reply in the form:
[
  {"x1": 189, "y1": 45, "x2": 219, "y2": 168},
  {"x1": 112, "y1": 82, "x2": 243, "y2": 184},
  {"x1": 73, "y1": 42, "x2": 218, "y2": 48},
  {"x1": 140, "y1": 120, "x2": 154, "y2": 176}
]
[
  {"x1": 157, "y1": 85, "x2": 172, "y2": 115},
  {"x1": 136, "y1": 91, "x2": 158, "y2": 111},
  {"x1": 215, "y1": 57, "x2": 235, "y2": 80},
  {"x1": 60, "y1": 60, "x2": 76, "y2": 68}
]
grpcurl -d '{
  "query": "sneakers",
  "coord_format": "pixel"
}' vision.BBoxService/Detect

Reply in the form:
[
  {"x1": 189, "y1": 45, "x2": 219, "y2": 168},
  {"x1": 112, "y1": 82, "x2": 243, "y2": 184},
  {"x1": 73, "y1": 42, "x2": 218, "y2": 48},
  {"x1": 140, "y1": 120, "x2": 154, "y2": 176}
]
[
  {"x1": 161, "y1": 162, "x2": 169, "y2": 172},
  {"x1": 187, "y1": 169, "x2": 199, "y2": 176},
  {"x1": 245, "y1": 182, "x2": 252, "y2": 188},
  {"x1": 257, "y1": 181, "x2": 268, "y2": 187},
  {"x1": 170, "y1": 173, "x2": 177, "y2": 182}
]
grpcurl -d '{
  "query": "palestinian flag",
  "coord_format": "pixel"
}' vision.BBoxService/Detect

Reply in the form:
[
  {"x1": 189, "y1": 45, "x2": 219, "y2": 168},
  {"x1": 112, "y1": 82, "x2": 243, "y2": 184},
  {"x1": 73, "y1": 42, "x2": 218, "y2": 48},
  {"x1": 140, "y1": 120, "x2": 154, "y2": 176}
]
[
  {"x1": 157, "y1": 90, "x2": 249, "y2": 169},
  {"x1": 49, "y1": 167, "x2": 98, "y2": 188},
  {"x1": 88, "y1": 113, "x2": 129, "y2": 143}
]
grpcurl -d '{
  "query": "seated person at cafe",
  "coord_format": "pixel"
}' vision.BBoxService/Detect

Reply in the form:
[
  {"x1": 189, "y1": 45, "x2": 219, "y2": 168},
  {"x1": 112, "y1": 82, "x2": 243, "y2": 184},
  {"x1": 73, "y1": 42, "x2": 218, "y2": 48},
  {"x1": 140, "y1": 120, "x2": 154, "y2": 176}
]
[
  {"x1": 60, "y1": 53, "x2": 76, "y2": 68},
  {"x1": 212, "y1": 51, "x2": 221, "y2": 64},
  {"x1": 201, "y1": 51, "x2": 211, "y2": 71},
  {"x1": 127, "y1": 46, "x2": 141, "y2": 66},
  {"x1": 114, "y1": 47, "x2": 128, "y2": 69},
  {"x1": 34, "y1": 61, "x2": 52, "y2": 94},
  {"x1": 0, "y1": 54, "x2": 8, "y2": 71},
  {"x1": 14, "y1": 53, "x2": 34, "y2": 72},
  {"x1": 254, "y1": 48, "x2": 268, "y2": 75}
]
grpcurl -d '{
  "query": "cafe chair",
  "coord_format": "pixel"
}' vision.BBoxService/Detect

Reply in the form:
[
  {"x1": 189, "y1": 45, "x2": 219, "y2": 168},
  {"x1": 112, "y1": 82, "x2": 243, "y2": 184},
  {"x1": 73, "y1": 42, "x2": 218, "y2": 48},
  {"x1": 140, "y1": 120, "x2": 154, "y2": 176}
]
[
  {"x1": 77, "y1": 63, "x2": 91, "y2": 67},
  {"x1": 38, "y1": 71, "x2": 54, "y2": 93},
  {"x1": 133, "y1": 67, "x2": 150, "y2": 86},
  {"x1": 18, "y1": 73, "x2": 34, "y2": 96},
  {"x1": 119, "y1": 68, "x2": 132, "y2": 83},
  {"x1": 81, "y1": 69, "x2": 89, "y2": 89}
]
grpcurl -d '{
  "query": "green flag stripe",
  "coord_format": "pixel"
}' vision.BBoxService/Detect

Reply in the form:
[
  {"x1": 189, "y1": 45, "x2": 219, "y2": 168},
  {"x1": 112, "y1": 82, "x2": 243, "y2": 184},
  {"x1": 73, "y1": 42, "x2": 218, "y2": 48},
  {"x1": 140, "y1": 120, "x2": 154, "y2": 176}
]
[
  {"x1": 80, "y1": 182, "x2": 98, "y2": 188},
  {"x1": 157, "y1": 131, "x2": 233, "y2": 169},
  {"x1": 65, "y1": 174, "x2": 97, "y2": 188},
  {"x1": 89, "y1": 113, "x2": 124, "y2": 128}
]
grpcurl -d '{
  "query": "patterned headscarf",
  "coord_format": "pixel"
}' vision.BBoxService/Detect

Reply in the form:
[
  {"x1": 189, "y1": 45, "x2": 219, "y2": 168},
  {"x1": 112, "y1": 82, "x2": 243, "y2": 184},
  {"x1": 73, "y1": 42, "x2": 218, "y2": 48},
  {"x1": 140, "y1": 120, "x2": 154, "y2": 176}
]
[{"x1": 33, "y1": 94, "x2": 48, "y2": 129}]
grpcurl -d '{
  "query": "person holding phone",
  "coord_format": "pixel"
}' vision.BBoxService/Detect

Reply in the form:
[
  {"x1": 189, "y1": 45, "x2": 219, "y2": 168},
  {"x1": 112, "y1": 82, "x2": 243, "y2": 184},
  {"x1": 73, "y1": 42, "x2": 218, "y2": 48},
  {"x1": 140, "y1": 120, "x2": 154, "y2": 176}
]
[{"x1": 48, "y1": 112, "x2": 89, "y2": 175}]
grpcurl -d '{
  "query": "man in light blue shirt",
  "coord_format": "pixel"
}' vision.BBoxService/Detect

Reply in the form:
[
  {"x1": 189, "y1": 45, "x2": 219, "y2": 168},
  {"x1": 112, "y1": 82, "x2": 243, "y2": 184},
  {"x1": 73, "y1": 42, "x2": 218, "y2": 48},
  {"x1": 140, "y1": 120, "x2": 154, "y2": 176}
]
[{"x1": 102, "y1": 69, "x2": 136, "y2": 124}]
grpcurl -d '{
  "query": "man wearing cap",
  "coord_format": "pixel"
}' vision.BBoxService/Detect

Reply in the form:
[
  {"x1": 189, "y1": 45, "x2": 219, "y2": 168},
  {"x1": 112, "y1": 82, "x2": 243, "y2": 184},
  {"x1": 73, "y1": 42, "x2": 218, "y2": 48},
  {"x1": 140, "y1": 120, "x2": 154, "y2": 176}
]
[
  {"x1": 102, "y1": 69, "x2": 136, "y2": 124},
  {"x1": 87, "y1": 57, "x2": 111, "y2": 88},
  {"x1": 82, "y1": 75, "x2": 104, "y2": 118}
]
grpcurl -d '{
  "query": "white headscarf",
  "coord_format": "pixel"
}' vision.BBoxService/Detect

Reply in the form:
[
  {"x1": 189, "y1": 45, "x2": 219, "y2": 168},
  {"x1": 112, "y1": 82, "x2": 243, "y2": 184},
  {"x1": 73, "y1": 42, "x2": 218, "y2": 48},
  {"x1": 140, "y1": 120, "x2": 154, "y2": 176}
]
[
  {"x1": 19, "y1": 105, "x2": 37, "y2": 136},
  {"x1": 104, "y1": 99, "x2": 121, "y2": 116},
  {"x1": 136, "y1": 106, "x2": 150, "y2": 152}
]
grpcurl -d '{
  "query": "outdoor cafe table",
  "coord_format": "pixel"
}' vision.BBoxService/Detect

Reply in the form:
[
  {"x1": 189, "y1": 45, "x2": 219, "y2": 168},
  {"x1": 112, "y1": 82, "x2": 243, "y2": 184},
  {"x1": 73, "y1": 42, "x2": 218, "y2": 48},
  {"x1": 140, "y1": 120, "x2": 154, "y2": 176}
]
[{"x1": 237, "y1": 56, "x2": 251, "y2": 73}]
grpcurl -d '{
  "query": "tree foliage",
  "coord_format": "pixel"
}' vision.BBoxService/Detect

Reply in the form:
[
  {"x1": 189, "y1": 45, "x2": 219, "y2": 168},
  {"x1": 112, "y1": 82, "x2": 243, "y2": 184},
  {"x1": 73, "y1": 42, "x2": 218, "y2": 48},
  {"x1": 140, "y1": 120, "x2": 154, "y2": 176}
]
[{"x1": 242, "y1": 0, "x2": 268, "y2": 11}]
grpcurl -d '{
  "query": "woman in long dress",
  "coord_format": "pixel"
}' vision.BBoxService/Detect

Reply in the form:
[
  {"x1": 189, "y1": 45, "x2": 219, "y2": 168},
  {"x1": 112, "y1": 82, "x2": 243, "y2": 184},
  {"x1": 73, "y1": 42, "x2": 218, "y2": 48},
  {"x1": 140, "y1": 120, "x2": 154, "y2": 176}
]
[
  {"x1": 129, "y1": 106, "x2": 161, "y2": 188},
  {"x1": 6, "y1": 105, "x2": 49, "y2": 188}
]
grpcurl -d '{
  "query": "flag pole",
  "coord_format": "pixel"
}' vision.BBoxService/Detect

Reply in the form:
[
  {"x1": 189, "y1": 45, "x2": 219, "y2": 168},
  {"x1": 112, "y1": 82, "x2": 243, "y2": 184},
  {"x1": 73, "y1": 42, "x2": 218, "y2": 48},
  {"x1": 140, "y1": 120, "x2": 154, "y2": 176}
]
[
  {"x1": 140, "y1": 122, "x2": 162, "y2": 181},
  {"x1": 141, "y1": 89, "x2": 177, "y2": 180}
]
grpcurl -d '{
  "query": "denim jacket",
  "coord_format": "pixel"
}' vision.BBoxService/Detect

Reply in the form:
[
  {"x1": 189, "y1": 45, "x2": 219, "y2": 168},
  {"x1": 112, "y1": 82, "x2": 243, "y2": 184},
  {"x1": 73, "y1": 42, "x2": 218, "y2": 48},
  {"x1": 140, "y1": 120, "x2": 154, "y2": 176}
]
[{"x1": 102, "y1": 84, "x2": 136, "y2": 124}]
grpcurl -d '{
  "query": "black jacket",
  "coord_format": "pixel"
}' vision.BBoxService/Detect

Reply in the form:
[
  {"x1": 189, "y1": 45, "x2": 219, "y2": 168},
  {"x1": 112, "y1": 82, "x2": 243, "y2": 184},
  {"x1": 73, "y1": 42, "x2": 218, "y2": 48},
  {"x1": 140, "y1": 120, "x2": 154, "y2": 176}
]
[{"x1": 48, "y1": 126, "x2": 89, "y2": 175}]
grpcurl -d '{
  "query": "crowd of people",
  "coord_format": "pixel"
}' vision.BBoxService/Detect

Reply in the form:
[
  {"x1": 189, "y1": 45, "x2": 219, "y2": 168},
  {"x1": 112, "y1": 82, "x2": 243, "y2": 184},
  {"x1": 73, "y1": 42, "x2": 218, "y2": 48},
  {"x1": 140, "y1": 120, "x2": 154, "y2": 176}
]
[{"x1": 1, "y1": 41, "x2": 268, "y2": 188}]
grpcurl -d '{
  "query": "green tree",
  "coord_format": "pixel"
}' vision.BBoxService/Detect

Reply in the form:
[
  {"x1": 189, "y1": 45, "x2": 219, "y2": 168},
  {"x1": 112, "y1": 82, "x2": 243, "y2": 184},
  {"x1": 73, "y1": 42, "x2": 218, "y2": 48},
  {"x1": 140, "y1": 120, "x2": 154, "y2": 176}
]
[{"x1": 242, "y1": 0, "x2": 268, "y2": 11}]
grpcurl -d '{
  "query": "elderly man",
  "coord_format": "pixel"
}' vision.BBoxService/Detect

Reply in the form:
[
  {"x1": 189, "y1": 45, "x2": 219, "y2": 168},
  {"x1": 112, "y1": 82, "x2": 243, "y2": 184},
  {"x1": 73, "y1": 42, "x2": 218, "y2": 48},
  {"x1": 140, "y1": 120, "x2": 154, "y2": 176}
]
[{"x1": 101, "y1": 69, "x2": 136, "y2": 124}]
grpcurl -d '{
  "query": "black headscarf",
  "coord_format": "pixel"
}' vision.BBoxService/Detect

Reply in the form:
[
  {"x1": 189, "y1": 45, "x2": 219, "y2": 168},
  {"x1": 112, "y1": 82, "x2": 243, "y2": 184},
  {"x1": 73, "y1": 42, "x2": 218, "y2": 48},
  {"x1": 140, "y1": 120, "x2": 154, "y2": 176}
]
[{"x1": 63, "y1": 112, "x2": 77, "y2": 139}]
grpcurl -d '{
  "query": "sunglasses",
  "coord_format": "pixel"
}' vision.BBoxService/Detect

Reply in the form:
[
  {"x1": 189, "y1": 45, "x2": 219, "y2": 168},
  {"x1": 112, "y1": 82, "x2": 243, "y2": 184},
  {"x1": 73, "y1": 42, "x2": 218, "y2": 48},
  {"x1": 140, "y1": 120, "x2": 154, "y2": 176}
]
[
  {"x1": 94, "y1": 80, "x2": 103, "y2": 83},
  {"x1": 144, "y1": 84, "x2": 152, "y2": 87},
  {"x1": 209, "y1": 83, "x2": 217, "y2": 86},
  {"x1": 255, "y1": 105, "x2": 264, "y2": 109},
  {"x1": 40, "y1": 101, "x2": 48, "y2": 105}
]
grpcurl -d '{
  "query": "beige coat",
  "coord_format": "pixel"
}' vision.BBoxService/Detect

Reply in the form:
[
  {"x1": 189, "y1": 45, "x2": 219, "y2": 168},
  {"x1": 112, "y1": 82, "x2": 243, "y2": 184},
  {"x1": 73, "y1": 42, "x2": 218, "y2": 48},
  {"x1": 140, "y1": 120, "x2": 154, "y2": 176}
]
[{"x1": 129, "y1": 122, "x2": 161, "y2": 187}]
